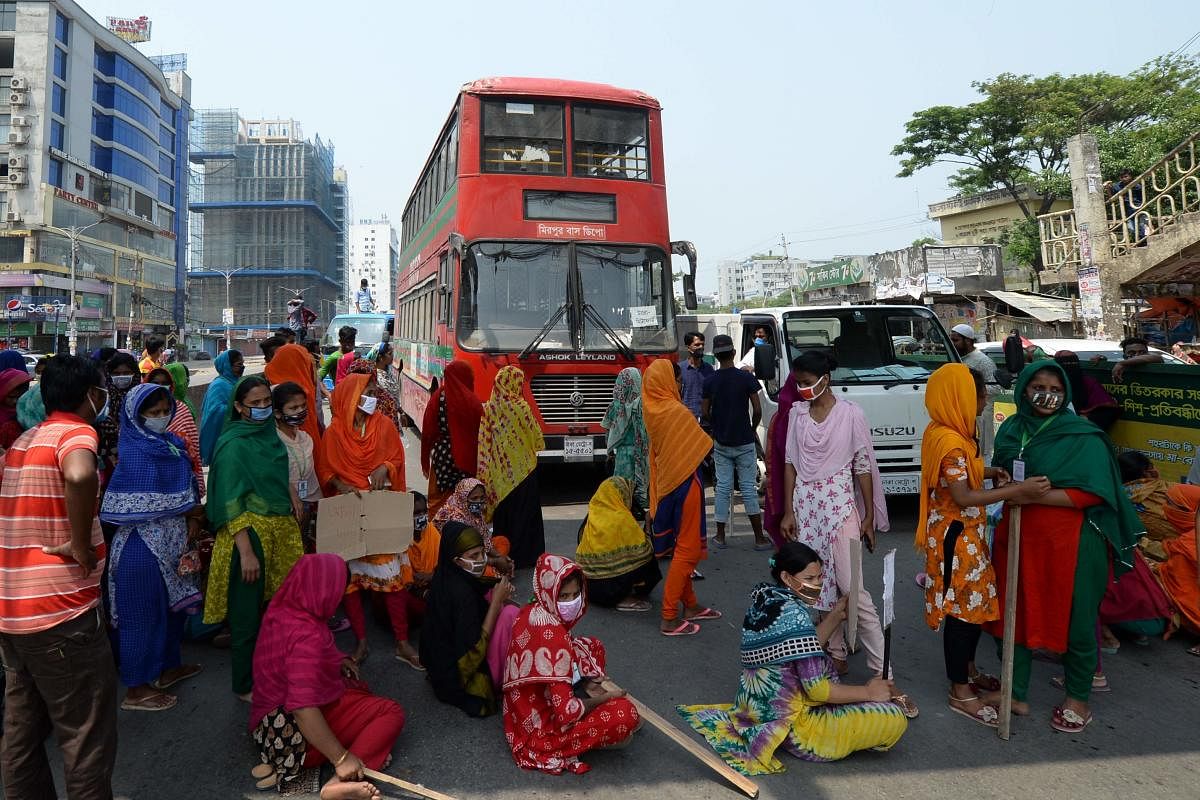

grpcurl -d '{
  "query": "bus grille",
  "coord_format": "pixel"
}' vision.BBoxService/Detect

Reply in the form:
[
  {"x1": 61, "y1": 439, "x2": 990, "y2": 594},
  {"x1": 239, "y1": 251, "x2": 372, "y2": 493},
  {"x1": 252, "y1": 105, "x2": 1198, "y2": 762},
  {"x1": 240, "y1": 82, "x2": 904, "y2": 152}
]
[{"x1": 529, "y1": 375, "x2": 617, "y2": 426}]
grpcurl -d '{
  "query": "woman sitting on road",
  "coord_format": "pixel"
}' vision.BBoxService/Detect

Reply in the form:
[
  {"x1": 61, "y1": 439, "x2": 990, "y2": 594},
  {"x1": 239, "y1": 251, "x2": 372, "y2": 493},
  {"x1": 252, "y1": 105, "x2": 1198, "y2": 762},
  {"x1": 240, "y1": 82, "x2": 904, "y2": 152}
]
[
  {"x1": 250, "y1": 554, "x2": 405, "y2": 794},
  {"x1": 420, "y1": 522, "x2": 518, "y2": 717},
  {"x1": 678, "y1": 542, "x2": 908, "y2": 774},
  {"x1": 432, "y1": 477, "x2": 513, "y2": 576},
  {"x1": 502, "y1": 554, "x2": 641, "y2": 775},
  {"x1": 575, "y1": 477, "x2": 661, "y2": 611}
]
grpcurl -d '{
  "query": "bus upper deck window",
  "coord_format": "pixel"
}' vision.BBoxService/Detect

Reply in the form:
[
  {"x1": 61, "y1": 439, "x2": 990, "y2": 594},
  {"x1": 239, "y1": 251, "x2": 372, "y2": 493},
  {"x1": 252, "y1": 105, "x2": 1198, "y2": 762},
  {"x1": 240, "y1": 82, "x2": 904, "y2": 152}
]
[
  {"x1": 481, "y1": 101, "x2": 564, "y2": 175},
  {"x1": 573, "y1": 105, "x2": 649, "y2": 180}
]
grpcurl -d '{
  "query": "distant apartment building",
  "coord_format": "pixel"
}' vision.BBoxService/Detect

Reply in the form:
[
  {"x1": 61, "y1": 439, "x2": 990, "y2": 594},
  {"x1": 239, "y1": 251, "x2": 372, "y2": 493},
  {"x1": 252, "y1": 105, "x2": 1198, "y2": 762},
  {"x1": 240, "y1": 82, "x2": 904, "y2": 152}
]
[
  {"x1": 187, "y1": 112, "x2": 343, "y2": 336},
  {"x1": 716, "y1": 253, "x2": 806, "y2": 306},
  {"x1": 347, "y1": 218, "x2": 398, "y2": 311},
  {"x1": 0, "y1": 1, "x2": 190, "y2": 352}
]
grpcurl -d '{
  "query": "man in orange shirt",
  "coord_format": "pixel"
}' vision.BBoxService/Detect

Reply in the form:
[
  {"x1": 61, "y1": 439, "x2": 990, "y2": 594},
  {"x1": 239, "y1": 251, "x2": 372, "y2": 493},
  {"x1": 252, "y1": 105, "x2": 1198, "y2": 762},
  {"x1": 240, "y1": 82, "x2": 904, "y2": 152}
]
[
  {"x1": 138, "y1": 333, "x2": 166, "y2": 375},
  {"x1": 0, "y1": 354, "x2": 116, "y2": 800}
]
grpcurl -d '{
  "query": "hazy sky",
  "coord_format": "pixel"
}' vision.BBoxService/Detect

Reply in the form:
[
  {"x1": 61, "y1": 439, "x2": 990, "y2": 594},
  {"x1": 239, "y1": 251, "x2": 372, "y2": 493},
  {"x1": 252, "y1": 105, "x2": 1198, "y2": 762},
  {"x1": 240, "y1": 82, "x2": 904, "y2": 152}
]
[{"x1": 88, "y1": 0, "x2": 1197, "y2": 291}]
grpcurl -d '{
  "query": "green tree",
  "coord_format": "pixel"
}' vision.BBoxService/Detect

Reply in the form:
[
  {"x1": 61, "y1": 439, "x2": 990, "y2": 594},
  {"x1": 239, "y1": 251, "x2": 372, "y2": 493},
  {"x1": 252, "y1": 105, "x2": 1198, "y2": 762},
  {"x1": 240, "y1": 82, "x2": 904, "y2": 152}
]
[
  {"x1": 911, "y1": 236, "x2": 939, "y2": 247},
  {"x1": 892, "y1": 55, "x2": 1200, "y2": 268}
]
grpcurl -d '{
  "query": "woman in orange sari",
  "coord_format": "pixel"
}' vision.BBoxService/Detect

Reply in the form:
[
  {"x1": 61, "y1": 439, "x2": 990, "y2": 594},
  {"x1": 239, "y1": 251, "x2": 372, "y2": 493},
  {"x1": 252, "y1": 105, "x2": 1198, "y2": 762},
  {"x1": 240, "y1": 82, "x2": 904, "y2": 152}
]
[
  {"x1": 318, "y1": 372, "x2": 408, "y2": 663},
  {"x1": 643, "y1": 359, "x2": 716, "y2": 637},
  {"x1": 266, "y1": 343, "x2": 325, "y2": 446}
]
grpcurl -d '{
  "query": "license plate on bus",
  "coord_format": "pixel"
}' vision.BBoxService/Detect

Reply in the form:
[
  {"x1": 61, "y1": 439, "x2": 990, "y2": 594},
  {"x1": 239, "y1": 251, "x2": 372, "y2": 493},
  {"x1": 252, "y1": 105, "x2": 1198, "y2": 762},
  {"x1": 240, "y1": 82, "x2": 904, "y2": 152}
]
[
  {"x1": 880, "y1": 475, "x2": 920, "y2": 495},
  {"x1": 563, "y1": 437, "x2": 594, "y2": 462}
]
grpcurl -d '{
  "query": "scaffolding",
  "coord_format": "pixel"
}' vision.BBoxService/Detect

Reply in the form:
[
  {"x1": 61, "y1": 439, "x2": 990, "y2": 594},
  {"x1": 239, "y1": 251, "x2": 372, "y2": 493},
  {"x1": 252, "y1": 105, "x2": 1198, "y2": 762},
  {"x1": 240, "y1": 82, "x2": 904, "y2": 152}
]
[{"x1": 187, "y1": 109, "x2": 343, "y2": 335}]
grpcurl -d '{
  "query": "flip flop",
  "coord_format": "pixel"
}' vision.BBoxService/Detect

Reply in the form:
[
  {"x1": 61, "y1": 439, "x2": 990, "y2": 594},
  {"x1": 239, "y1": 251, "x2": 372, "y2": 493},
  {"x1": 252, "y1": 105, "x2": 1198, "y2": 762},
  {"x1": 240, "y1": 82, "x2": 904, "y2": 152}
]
[
  {"x1": 1050, "y1": 674, "x2": 1110, "y2": 693},
  {"x1": 121, "y1": 692, "x2": 177, "y2": 712},
  {"x1": 1188, "y1": 643, "x2": 1200, "y2": 657},
  {"x1": 713, "y1": 538, "x2": 729, "y2": 550},
  {"x1": 1051, "y1": 705, "x2": 1092, "y2": 733},
  {"x1": 394, "y1": 653, "x2": 426, "y2": 672},
  {"x1": 616, "y1": 599, "x2": 652, "y2": 612},
  {"x1": 753, "y1": 541, "x2": 774, "y2": 551},
  {"x1": 690, "y1": 569, "x2": 705, "y2": 580},
  {"x1": 151, "y1": 663, "x2": 203, "y2": 691},
  {"x1": 686, "y1": 607, "x2": 722, "y2": 621},
  {"x1": 661, "y1": 620, "x2": 700, "y2": 637}
]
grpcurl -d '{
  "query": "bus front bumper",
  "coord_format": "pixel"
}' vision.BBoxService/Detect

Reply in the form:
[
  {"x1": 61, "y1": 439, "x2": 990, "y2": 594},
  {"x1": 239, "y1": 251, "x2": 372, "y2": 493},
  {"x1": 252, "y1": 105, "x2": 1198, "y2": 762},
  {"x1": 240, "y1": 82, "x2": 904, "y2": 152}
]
[{"x1": 538, "y1": 434, "x2": 607, "y2": 464}]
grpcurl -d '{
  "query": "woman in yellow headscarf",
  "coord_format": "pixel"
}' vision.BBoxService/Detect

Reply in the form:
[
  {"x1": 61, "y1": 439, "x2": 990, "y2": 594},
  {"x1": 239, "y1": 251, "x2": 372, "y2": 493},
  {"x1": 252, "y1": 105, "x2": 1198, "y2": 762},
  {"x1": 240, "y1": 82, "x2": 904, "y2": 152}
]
[
  {"x1": 576, "y1": 477, "x2": 662, "y2": 612},
  {"x1": 643, "y1": 359, "x2": 715, "y2": 636},
  {"x1": 917, "y1": 364, "x2": 1049, "y2": 728},
  {"x1": 477, "y1": 366, "x2": 545, "y2": 569}
]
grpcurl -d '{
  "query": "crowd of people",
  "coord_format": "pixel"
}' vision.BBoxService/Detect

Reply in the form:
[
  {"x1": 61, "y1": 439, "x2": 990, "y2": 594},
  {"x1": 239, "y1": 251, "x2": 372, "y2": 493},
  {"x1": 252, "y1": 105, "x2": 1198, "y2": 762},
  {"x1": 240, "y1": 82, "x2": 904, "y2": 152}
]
[{"x1": 0, "y1": 321, "x2": 1196, "y2": 797}]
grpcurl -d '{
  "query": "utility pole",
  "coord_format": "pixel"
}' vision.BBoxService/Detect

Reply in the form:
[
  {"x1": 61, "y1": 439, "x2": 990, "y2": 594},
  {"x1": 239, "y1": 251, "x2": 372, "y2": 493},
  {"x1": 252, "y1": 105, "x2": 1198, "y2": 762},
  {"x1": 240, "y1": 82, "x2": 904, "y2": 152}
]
[
  {"x1": 780, "y1": 234, "x2": 797, "y2": 306},
  {"x1": 45, "y1": 219, "x2": 104, "y2": 356},
  {"x1": 216, "y1": 267, "x2": 246, "y2": 351},
  {"x1": 1066, "y1": 134, "x2": 1123, "y2": 339}
]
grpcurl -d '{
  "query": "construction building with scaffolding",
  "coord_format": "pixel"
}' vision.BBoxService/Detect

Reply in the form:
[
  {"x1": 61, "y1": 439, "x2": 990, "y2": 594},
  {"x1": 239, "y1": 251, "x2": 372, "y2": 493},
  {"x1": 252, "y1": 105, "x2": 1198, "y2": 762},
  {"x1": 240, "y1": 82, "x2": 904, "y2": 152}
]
[{"x1": 187, "y1": 110, "x2": 345, "y2": 348}]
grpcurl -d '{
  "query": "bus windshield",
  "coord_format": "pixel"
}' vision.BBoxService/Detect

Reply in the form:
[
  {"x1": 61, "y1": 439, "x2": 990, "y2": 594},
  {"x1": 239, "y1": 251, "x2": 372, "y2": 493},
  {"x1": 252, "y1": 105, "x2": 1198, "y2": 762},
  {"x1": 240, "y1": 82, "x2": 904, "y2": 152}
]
[
  {"x1": 457, "y1": 242, "x2": 676, "y2": 352},
  {"x1": 782, "y1": 307, "x2": 955, "y2": 383}
]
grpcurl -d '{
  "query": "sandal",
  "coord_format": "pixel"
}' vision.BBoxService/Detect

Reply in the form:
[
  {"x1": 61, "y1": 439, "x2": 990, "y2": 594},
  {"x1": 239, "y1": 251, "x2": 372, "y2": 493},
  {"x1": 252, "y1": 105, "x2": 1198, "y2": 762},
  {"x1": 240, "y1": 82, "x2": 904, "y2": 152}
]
[
  {"x1": 968, "y1": 670, "x2": 1001, "y2": 693},
  {"x1": 713, "y1": 537, "x2": 728, "y2": 550},
  {"x1": 1051, "y1": 705, "x2": 1092, "y2": 733},
  {"x1": 891, "y1": 693, "x2": 920, "y2": 719},
  {"x1": 121, "y1": 692, "x2": 177, "y2": 712},
  {"x1": 686, "y1": 607, "x2": 722, "y2": 621},
  {"x1": 753, "y1": 540, "x2": 774, "y2": 551},
  {"x1": 615, "y1": 599, "x2": 651, "y2": 612},
  {"x1": 151, "y1": 663, "x2": 203, "y2": 691},
  {"x1": 1188, "y1": 643, "x2": 1200, "y2": 657},
  {"x1": 948, "y1": 693, "x2": 999, "y2": 728},
  {"x1": 1050, "y1": 674, "x2": 1110, "y2": 693},
  {"x1": 661, "y1": 620, "x2": 700, "y2": 637}
]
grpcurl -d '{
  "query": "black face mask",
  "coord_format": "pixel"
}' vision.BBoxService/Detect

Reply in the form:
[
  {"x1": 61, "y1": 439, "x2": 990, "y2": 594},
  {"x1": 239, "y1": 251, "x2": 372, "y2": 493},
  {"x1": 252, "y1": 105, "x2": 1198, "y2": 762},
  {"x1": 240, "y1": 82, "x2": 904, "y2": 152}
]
[{"x1": 282, "y1": 410, "x2": 308, "y2": 427}]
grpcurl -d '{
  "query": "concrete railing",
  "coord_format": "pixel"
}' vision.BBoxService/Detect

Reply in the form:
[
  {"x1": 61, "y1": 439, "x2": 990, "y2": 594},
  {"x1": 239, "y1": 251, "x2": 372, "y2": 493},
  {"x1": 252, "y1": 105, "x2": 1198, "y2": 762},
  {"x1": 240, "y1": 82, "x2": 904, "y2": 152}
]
[{"x1": 1039, "y1": 130, "x2": 1200, "y2": 271}]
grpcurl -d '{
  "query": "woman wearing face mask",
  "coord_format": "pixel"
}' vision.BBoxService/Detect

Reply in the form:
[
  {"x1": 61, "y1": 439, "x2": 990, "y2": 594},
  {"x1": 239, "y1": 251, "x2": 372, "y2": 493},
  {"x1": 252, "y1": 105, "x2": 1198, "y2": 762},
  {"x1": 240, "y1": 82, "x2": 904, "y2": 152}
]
[
  {"x1": 420, "y1": 522, "x2": 517, "y2": 717},
  {"x1": 199, "y1": 349, "x2": 244, "y2": 465},
  {"x1": 432, "y1": 477, "x2": 513, "y2": 576},
  {"x1": 267, "y1": 343, "x2": 327, "y2": 456},
  {"x1": 273, "y1": 382, "x2": 322, "y2": 551},
  {"x1": 205, "y1": 376, "x2": 304, "y2": 699},
  {"x1": 502, "y1": 554, "x2": 640, "y2": 774},
  {"x1": 778, "y1": 351, "x2": 916, "y2": 717},
  {"x1": 100, "y1": 383, "x2": 204, "y2": 712},
  {"x1": 678, "y1": 542, "x2": 907, "y2": 774},
  {"x1": 96, "y1": 351, "x2": 140, "y2": 480},
  {"x1": 918, "y1": 365, "x2": 1051, "y2": 728},
  {"x1": 317, "y1": 372, "x2": 409, "y2": 665},
  {"x1": 983, "y1": 360, "x2": 1142, "y2": 733},
  {"x1": 348, "y1": 343, "x2": 400, "y2": 433},
  {"x1": 145, "y1": 368, "x2": 205, "y2": 498}
]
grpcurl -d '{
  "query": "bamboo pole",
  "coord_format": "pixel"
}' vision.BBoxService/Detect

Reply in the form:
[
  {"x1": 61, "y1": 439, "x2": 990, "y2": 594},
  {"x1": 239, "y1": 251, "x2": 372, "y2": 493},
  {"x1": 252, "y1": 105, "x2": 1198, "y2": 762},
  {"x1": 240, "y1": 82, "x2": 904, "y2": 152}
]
[
  {"x1": 998, "y1": 505, "x2": 1022, "y2": 741},
  {"x1": 362, "y1": 768, "x2": 460, "y2": 800}
]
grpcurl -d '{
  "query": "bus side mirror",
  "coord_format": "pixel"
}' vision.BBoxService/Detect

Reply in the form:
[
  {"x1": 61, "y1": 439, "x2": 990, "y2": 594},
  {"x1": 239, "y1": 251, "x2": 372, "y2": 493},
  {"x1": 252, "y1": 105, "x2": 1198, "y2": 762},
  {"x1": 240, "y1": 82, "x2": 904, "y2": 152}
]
[
  {"x1": 682, "y1": 275, "x2": 698, "y2": 310},
  {"x1": 754, "y1": 343, "x2": 777, "y2": 381}
]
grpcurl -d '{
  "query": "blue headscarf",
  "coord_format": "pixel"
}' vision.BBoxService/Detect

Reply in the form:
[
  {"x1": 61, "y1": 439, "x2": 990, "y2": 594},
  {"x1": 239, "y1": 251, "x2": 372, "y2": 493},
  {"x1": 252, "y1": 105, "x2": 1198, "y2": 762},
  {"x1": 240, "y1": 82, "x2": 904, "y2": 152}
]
[
  {"x1": 99, "y1": 383, "x2": 197, "y2": 526},
  {"x1": 739, "y1": 583, "x2": 824, "y2": 668},
  {"x1": 199, "y1": 349, "x2": 240, "y2": 465},
  {"x1": 0, "y1": 350, "x2": 25, "y2": 373}
]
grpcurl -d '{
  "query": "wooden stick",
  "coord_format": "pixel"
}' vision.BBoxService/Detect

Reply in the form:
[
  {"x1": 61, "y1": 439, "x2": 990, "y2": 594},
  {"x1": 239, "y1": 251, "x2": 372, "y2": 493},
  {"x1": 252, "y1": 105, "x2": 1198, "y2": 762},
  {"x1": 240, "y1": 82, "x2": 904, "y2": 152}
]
[
  {"x1": 628, "y1": 696, "x2": 760, "y2": 798},
  {"x1": 881, "y1": 624, "x2": 892, "y2": 680},
  {"x1": 998, "y1": 505, "x2": 1022, "y2": 741},
  {"x1": 362, "y1": 768, "x2": 460, "y2": 800},
  {"x1": 847, "y1": 536, "x2": 861, "y2": 652}
]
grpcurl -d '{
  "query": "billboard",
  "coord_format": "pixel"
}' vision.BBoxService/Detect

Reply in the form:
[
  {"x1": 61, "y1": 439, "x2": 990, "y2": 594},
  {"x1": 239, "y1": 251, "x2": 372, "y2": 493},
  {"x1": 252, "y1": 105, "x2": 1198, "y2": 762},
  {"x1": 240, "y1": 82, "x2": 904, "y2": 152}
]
[{"x1": 106, "y1": 16, "x2": 152, "y2": 43}]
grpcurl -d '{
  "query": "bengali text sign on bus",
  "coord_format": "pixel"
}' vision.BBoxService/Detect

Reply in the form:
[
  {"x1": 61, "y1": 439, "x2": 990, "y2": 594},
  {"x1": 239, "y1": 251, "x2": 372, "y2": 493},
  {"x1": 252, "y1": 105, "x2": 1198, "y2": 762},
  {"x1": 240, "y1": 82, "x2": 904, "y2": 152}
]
[{"x1": 533, "y1": 223, "x2": 607, "y2": 240}]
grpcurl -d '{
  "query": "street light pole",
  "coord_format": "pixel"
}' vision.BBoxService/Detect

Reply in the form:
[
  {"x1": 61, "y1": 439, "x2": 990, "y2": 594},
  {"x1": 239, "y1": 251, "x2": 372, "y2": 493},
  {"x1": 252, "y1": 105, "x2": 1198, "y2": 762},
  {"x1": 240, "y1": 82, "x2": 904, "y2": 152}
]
[
  {"x1": 44, "y1": 219, "x2": 104, "y2": 356},
  {"x1": 217, "y1": 267, "x2": 245, "y2": 351}
]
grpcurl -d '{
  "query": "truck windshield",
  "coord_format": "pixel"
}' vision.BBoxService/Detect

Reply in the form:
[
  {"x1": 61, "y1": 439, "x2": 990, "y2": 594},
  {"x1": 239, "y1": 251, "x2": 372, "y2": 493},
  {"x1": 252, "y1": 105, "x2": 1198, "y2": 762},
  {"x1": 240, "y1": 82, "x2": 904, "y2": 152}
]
[
  {"x1": 782, "y1": 307, "x2": 954, "y2": 382},
  {"x1": 458, "y1": 242, "x2": 675, "y2": 353}
]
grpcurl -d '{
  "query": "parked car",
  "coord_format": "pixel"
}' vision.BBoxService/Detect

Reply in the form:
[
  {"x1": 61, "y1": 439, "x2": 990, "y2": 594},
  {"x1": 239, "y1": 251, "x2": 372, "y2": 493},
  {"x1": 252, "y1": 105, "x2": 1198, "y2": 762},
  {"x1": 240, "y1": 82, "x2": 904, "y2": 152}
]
[
  {"x1": 190, "y1": 351, "x2": 212, "y2": 361},
  {"x1": 977, "y1": 338, "x2": 1186, "y2": 366}
]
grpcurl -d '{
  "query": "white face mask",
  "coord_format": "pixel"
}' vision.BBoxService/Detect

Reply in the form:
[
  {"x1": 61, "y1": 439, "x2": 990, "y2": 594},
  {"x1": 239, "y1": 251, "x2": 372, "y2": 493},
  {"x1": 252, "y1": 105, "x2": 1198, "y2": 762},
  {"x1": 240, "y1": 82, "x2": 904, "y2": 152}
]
[
  {"x1": 457, "y1": 556, "x2": 486, "y2": 577},
  {"x1": 142, "y1": 415, "x2": 171, "y2": 434},
  {"x1": 111, "y1": 374, "x2": 136, "y2": 390},
  {"x1": 557, "y1": 595, "x2": 584, "y2": 623},
  {"x1": 358, "y1": 394, "x2": 378, "y2": 415}
]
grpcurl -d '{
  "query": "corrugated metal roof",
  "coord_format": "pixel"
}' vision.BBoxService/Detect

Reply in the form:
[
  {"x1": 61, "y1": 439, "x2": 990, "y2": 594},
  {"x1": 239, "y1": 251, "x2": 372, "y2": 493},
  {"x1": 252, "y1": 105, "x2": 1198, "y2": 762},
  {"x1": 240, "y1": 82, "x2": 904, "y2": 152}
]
[{"x1": 986, "y1": 290, "x2": 1076, "y2": 323}]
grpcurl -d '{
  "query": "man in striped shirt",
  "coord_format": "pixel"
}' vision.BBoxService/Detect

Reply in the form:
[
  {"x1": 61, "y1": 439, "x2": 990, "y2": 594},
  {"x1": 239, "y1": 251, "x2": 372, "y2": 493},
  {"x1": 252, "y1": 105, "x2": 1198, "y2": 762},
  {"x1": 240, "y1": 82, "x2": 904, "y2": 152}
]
[{"x1": 0, "y1": 354, "x2": 116, "y2": 800}]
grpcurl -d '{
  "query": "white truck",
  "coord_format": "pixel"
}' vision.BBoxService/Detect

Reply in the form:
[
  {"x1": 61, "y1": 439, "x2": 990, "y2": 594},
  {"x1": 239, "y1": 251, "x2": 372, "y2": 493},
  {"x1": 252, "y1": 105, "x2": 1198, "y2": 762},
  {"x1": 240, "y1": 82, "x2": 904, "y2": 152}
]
[{"x1": 738, "y1": 305, "x2": 961, "y2": 495}]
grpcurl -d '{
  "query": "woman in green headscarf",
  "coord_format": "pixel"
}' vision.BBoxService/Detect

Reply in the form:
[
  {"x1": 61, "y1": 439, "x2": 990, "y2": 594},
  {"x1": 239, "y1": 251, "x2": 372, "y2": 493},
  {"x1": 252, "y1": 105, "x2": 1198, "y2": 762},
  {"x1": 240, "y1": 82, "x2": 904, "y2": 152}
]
[
  {"x1": 164, "y1": 361, "x2": 197, "y2": 422},
  {"x1": 983, "y1": 360, "x2": 1142, "y2": 734},
  {"x1": 204, "y1": 375, "x2": 304, "y2": 699}
]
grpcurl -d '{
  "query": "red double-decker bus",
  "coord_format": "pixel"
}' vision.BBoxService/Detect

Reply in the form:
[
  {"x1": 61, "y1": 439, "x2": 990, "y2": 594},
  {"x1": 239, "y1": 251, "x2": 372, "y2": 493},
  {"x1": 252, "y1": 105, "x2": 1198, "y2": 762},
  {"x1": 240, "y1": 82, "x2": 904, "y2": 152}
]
[{"x1": 394, "y1": 76, "x2": 697, "y2": 462}]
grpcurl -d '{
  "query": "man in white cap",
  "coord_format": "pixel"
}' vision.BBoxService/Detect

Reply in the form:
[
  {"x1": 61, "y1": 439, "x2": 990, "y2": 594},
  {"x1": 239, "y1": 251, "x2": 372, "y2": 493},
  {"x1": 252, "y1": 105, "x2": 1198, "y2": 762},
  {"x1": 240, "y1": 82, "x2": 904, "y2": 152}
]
[{"x1": 949, "y1": 323, "x2": 998, "y2": 461}]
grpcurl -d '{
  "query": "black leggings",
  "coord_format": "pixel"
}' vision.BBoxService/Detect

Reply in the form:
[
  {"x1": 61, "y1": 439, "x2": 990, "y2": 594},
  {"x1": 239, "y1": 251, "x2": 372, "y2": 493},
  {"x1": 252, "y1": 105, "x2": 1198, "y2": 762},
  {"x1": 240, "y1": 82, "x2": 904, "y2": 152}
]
[
  {"x1": 944, "y1": 616, "x2": 983, "y2": 685},
  {"x1": 940, "y1": 519, "x2": 981, "y2": 684}
]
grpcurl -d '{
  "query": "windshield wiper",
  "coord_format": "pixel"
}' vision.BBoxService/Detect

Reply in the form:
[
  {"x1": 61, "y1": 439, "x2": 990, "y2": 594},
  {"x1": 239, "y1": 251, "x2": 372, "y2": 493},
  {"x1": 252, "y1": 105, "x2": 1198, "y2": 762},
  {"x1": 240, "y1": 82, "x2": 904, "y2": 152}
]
[
  {"x1": 581, "y1": 303, "x2": 634, "y2": 361},
  {"x1": 518, "y1": 302, "x2": 570, "y2": 360}
]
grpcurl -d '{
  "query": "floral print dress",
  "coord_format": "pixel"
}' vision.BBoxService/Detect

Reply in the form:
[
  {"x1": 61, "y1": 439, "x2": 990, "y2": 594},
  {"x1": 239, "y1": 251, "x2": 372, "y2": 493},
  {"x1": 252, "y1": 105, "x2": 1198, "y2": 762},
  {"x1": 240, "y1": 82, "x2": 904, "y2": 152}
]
[
  {"x1": 789, "y1": 448, "x2": 870, "y2": 611},
  {"x1": 921, "y1": 448, "x2": 999, "y2": 629}
]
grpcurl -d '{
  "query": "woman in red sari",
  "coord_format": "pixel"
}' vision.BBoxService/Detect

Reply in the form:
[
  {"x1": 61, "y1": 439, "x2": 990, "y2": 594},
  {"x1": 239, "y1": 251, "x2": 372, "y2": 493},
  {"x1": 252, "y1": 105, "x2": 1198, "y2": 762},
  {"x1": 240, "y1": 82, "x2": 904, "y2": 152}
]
[
  {"x1": 502, "y1": 554, "x2": 640, "y2": 774},
  {"x1": 420, "y1": 361, "x2": 482, "y2": 514}
]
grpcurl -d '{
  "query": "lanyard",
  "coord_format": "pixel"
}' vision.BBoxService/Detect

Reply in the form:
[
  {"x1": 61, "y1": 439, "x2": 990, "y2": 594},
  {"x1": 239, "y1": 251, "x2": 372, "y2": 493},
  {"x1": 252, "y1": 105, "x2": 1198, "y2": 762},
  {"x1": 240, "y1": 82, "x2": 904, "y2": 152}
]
[{"x1": 1018, "y1": 416, "x2": 1054, "y2": 458}]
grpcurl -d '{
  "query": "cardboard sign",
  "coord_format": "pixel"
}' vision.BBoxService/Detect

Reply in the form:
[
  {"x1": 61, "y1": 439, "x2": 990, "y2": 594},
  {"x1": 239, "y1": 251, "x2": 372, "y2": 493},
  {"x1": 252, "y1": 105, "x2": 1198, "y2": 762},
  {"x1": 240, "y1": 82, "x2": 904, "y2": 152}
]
[
  {"x1": 316, "y1": 491, "x2": 415, "y2": 562},
  {"x1": 881, "y1": 548, "x2": 897, "y2": 628}
]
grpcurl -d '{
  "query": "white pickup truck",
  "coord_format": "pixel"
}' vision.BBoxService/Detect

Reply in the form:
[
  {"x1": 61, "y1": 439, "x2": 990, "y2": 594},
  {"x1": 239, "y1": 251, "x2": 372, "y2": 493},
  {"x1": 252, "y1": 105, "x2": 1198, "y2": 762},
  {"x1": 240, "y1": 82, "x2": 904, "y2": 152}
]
[{"x1": 738, "y1": 305, "x2": 961, "y2": 495}]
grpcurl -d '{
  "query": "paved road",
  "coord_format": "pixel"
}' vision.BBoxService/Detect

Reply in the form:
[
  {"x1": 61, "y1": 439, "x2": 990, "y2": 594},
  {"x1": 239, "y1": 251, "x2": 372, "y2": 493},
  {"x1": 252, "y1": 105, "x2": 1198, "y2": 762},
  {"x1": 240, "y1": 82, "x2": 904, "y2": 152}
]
[{"x1": 37, "y1": 429, "x2": 1200, "y2": 799}]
